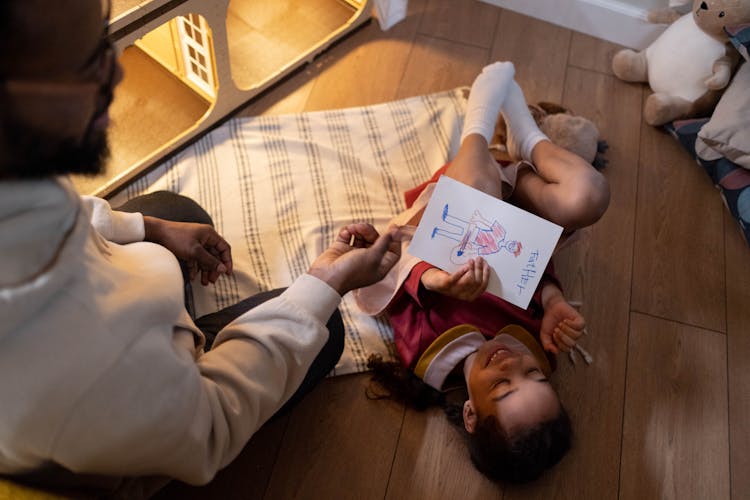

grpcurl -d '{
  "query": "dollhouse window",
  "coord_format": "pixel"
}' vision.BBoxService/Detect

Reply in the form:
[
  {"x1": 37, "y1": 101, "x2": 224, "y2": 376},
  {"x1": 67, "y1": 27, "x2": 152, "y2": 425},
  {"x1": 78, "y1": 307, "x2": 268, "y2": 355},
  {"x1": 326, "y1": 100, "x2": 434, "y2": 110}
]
[{"x1": 176, "y1": 14, "x2": 216, "y2": 98}]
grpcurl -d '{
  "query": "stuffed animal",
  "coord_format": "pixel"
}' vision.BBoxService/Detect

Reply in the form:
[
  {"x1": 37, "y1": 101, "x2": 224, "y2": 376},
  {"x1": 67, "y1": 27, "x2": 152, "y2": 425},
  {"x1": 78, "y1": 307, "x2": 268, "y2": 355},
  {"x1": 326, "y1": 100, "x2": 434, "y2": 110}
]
[
  {"x1": 491, "y1": 102, "x2": 609, "y2": 169},
  {"x1": 611, "y1": 0, "x2": 750, "y2": 126}
]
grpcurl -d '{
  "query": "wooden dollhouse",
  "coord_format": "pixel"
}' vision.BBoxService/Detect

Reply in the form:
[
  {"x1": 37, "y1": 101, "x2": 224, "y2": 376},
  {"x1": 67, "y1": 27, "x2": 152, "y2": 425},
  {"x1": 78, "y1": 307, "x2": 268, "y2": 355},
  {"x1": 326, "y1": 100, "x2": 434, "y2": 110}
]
[{"x1": 75, "y1": 0, "x2": 372, "y2": 196}]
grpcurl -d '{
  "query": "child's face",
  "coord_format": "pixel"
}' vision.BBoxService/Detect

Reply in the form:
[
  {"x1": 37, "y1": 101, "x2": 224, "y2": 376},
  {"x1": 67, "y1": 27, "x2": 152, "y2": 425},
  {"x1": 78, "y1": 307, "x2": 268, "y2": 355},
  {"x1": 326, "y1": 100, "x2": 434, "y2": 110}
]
[{"x1": 463, "y1": 334, "x2": 560, "y2": 436}]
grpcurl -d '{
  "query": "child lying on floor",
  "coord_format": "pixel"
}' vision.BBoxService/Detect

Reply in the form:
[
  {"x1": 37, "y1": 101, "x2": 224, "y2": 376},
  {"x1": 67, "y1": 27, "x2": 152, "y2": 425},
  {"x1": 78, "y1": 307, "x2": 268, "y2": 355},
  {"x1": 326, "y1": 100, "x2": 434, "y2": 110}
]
[{"x1": 355, "y1": 61, "x2": 610, "y2": 483}]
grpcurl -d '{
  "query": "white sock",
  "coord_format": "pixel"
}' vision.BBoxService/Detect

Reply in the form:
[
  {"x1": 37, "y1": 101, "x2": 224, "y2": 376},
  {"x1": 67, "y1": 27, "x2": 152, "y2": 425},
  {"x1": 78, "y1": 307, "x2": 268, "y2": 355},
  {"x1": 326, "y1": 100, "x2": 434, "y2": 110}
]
[
  {"x1": 501, "y1": 81, "x2": 549, "y2": 162},
  {"x1": 461, "y1": 62, "x2": 516, "y2": 143}
]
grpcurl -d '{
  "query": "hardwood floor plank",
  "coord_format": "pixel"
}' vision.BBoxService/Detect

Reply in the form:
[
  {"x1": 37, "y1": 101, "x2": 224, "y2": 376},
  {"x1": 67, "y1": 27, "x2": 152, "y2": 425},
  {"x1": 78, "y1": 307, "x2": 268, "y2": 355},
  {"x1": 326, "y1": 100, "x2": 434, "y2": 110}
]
[
  {"x1": 416, "y1": 0, "x2": 500, "y2": 49},
  {"x1": 505, "y1": 67, "x2": 642, "y2": 500},
  {"x1": 568, "y1": 32, "x2": 623, "y2": 76},
  {"x1": 385, "y1": 407, "x2": 503, "y2": 499},
  {"x1": 395, "y1": 34, "x2": 488, "y2": 99},
  {"x1": 632, "y1": 99, "x2": 726, "y2": 331},
  {"x1": 303, "y1": 0, "x2": 427, "y2": 111},
  {"x1": 724, "y1": 211, "x2": 750, "y2": 499},
  {"x1": 489, "y1": 10, "x2": 572, "y2": 105},
  {"x1": 263, "y1": 374, "x2": 403, "y2": 500},
  {"x1": 153, "y1": 415, "x2": 290, "y2": 500},
  {"x1": 620, "y1": 313, "x2": 729, "y2": 500}
]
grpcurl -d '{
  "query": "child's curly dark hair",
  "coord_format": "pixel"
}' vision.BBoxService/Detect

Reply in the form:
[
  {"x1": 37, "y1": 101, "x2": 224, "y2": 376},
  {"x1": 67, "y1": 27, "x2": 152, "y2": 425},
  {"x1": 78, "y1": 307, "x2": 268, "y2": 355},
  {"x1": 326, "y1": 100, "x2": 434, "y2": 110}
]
[{"x1": 366, "y1": 353, "x2": 572, "y2": 484}]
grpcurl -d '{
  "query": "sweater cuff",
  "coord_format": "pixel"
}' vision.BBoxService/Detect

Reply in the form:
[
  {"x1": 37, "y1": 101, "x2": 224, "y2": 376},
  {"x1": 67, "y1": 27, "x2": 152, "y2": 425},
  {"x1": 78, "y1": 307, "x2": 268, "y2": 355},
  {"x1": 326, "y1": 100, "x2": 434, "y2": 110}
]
[
  {"x1": 82, "y1": 194, "x2": 146, "y2": 243},
  {"x1": 282, "y1": 274, "x2": 342, "y2": 324},
  {"x1": 110, "y1": 211, "x2": 145, "y2": 242}
]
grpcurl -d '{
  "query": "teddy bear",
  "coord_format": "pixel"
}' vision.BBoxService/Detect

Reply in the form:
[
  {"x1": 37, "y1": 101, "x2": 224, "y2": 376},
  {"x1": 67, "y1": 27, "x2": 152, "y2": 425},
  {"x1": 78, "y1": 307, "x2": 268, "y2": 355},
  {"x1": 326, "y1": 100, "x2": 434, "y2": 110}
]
[
  {"x1": 491, "y1": 102, "x2": 609, "y2": 169},
  {"x1": 611, "y1": 0, "x2": 750, "y2": 126}
]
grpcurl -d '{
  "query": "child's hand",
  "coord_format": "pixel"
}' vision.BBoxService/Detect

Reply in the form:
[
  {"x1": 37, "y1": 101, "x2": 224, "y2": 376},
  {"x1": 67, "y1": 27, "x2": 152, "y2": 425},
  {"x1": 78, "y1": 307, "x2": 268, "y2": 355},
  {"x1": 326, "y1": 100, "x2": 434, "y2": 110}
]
[
  {"x1": 540, "y1": 286, "x2": 586, "y2": 354},
  {"x1": 420, "y1": 257, "x2": 490, "y2": 301}
]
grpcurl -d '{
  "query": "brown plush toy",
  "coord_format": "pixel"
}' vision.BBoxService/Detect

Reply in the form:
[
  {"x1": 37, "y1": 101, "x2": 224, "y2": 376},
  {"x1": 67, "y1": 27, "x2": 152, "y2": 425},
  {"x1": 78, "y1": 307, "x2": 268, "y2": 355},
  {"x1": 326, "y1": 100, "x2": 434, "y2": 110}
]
[
  {"x1": 491, "y1": 102, "x2": 608, "y2": 170},
  {"x1": 611, "y1": 0, "x2": 750, "y2": 126}
]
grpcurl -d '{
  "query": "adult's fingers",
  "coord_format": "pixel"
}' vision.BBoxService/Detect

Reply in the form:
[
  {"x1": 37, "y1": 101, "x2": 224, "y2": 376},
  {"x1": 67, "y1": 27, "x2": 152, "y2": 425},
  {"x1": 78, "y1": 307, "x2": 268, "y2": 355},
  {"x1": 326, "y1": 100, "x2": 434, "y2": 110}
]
[
  {"x1": 340, "y1": 223, "x2": 380, "y2": 246},
  {"x1": 193, "y1": 244, "x2": 227, "y2": 276},
  {"x1": 364, "y1": 228, "x2": 395, "y2": 257},
  {"x1": 338, "y1": 229, "x2": 399, "y2": 283},
  {"x1": 202, "y1": 231, "x2": 233, "y2": 274}
]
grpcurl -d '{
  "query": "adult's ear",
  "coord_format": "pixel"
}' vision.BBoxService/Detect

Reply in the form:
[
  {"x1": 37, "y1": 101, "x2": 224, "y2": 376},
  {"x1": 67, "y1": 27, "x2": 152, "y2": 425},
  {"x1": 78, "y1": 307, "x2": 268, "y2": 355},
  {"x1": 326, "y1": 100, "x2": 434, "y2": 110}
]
[{"x1": 463, "y1": 400, "x2": 478, "y2": 434}]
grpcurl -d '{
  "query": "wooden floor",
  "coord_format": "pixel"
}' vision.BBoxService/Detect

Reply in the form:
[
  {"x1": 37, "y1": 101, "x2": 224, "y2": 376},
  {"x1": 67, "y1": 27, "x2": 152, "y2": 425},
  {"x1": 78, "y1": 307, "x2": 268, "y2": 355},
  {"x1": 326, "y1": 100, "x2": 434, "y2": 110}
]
[{"x1": 153, "y1": 1, "x2": 750, "y2": 499}]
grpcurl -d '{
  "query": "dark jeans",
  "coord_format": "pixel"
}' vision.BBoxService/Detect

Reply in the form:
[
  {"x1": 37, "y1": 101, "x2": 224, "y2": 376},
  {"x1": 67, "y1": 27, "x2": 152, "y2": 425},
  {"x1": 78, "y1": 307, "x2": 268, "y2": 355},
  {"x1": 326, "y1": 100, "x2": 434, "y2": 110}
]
[{"x1": 116, "y1": 191, "x2": 345, "y2": 413}]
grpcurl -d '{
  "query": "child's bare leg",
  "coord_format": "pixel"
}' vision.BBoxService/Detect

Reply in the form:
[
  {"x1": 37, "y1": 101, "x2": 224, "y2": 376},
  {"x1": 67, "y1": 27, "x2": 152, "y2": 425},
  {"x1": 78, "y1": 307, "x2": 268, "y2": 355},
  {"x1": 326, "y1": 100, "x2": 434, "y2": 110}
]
[
  {"x1": 444, "y1": 135, "x2": 505, "y2": 199},
  {"x1": 501, "y1": 82, "x2": 610, "y2": 230},
  {"x1": 512, "y1": 141, "x2": 610, "y2": 230},
  {"x1": 405, "y1": 135, "x2": 500, "y2": 227}
]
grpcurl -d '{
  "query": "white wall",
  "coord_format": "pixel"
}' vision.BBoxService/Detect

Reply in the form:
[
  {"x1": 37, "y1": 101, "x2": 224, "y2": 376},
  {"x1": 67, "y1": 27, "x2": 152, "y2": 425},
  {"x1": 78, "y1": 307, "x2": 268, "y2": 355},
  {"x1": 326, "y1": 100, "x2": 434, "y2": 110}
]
[
  {"x1": 617, "y1": 0, "x2": 668, "y2": 10},
  {"x1": 480, "y1": 0, "x2": 672, "y2": 50}
]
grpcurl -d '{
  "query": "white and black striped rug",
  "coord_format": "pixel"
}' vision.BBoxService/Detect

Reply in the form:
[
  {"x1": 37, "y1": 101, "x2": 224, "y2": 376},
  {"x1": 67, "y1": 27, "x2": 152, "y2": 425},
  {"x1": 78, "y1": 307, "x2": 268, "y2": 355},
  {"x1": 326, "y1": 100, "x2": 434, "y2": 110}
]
[{"x1": 110, "y1": 88, "x2": 467, "y2": 374}]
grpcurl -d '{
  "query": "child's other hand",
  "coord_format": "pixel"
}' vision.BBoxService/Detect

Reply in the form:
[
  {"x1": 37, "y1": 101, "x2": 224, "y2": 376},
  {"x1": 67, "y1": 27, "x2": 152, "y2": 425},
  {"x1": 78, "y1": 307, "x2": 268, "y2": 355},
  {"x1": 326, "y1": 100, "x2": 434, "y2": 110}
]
[
  {"x1": 540, "y1": 289, "x2": 585, "y2": 354},
  {"x1": 420, "y1": 257, "x2": 490, "y2": 301}
]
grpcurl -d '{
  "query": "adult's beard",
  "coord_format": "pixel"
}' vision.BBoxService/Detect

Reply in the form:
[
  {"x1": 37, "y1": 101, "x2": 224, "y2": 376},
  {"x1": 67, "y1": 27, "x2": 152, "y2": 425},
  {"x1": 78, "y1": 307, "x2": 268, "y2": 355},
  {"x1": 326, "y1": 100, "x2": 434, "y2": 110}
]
[{"x1": 0, "y1": 119, "x2": 110, "y2": 179}]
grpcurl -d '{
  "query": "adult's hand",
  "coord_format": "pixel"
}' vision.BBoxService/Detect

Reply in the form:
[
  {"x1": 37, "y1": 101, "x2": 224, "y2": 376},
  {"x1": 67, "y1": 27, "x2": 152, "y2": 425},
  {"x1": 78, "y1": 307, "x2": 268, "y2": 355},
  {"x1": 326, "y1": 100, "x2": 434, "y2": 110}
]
[
  {"x1": 143, "y1": 216, "x2": 233, "y2": 286},
  {"x1": 420, "y1": 257, "x2": 490, "y2": 301},
  {"x1": 308, "y1": 223, "x2": 404, "y2": 296}
]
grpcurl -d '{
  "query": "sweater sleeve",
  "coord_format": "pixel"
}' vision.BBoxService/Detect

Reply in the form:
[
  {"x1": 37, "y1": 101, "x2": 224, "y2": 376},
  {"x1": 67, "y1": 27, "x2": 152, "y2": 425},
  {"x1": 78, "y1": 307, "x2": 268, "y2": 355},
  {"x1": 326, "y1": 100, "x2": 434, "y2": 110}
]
[
  {"x1": 79, "y1": 195, "x2": 145, "y2": 244},
  {"x1": 51, "y1": 274, "x2": 340, "y2": 485}
]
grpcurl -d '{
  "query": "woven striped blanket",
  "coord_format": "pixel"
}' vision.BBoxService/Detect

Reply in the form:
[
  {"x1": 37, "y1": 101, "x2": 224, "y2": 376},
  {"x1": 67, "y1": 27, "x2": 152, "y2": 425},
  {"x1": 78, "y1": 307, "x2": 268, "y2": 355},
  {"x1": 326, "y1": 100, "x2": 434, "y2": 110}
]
[{"x1": 109, "y1": 88, "x2": 467, "y2": 374}]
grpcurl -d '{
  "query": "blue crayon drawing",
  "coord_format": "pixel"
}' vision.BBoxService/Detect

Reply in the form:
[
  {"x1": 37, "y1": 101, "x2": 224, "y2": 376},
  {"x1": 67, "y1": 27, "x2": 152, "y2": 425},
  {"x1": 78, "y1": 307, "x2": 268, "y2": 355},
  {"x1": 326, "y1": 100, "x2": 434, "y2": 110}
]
[{"x1": 431, "y1": 204, "x2": 522, "y2": 265}]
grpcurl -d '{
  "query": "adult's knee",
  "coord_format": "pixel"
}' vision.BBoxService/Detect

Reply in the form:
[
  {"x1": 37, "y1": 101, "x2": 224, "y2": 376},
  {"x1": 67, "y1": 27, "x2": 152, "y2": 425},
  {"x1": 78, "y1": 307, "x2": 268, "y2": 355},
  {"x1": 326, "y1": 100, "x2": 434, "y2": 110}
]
[{"x1": 116, "y1": 191, "x2": 214, "y2": 226}]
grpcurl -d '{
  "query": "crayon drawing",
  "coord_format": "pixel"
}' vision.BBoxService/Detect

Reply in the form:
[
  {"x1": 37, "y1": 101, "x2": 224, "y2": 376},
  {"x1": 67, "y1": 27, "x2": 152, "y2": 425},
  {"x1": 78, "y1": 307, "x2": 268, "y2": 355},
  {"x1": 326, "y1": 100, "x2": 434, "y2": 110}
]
[
  {"x1": 431, "y1": 204, "x2": 523, "y2": 265},
  {"x1": 408, "y1": 176, "x2": 563, "y2": 309}
]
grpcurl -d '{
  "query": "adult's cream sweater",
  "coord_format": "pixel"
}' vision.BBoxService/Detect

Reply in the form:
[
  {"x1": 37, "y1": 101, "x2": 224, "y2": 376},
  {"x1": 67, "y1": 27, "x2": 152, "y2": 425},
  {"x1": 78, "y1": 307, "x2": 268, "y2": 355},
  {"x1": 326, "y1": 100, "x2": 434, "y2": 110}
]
[{"x1": 0, "y1": 177, "x2": 341, "y2": 485}]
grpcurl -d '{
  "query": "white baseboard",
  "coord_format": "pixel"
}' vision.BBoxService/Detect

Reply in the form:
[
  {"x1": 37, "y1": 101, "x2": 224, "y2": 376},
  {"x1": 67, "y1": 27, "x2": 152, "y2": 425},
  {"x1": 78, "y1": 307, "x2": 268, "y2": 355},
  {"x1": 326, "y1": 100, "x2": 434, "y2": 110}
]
[{"x1": 480, "y1": 0, "x2": 668, "y2": 50}]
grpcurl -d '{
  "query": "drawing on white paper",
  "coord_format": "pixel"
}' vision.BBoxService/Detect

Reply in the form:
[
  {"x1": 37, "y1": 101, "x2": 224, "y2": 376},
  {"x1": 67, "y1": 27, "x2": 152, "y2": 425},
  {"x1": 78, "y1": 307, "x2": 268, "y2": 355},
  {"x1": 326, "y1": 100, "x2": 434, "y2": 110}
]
[
  {"x1": 407, "y1": 175, "x2": 563, "y2": 309},
  {"x1": 431, "y1": 204, "x2": 522, "y2": 265}
]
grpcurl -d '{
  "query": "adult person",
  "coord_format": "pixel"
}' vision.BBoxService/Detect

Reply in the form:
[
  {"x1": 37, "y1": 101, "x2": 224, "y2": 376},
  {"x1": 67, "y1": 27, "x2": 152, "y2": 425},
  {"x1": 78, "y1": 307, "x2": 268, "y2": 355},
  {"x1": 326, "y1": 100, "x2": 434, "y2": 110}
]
[
  {"x1": 358, "y1": 61, "x2": 610, "y2": 483},
  {"x1": 0, "y1": 0, "x2": 403, "y2": 496}
]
